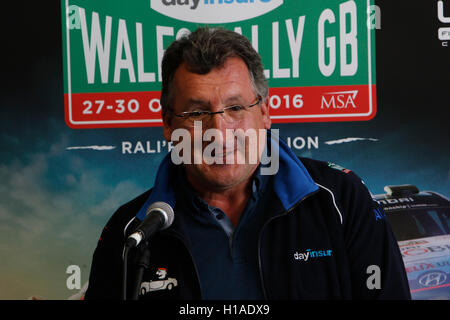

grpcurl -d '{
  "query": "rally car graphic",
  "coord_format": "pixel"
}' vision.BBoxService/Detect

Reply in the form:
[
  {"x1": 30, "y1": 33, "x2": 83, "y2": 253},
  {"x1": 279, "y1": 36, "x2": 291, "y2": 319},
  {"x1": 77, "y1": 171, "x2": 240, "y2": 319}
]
[
  {"x1": 140, "y1": 268, "x2": 178, "y2": 295},
  {"x1": 374, "y1": 185, "x2": 450, "y2": 300}
]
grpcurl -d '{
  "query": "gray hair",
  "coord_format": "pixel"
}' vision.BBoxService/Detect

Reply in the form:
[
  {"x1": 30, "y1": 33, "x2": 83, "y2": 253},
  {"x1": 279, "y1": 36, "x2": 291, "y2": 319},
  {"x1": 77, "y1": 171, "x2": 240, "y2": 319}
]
[{"x1": 160, "y1": 27, "x2": 268, "y2": 117}]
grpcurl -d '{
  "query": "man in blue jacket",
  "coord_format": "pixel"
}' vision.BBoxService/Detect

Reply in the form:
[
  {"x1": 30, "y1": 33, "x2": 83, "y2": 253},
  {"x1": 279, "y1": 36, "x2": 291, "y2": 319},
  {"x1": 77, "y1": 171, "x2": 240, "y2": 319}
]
[{"x1": 85, "y1": 27, "x2": 411, "y2": 300}]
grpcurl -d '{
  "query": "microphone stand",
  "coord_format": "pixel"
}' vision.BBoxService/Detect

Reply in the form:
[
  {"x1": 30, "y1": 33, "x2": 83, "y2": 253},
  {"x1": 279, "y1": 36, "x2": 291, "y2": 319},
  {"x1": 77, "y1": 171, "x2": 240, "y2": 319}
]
[{"x1": 131, "y1": 242, "x2": 151, "y2": 300}]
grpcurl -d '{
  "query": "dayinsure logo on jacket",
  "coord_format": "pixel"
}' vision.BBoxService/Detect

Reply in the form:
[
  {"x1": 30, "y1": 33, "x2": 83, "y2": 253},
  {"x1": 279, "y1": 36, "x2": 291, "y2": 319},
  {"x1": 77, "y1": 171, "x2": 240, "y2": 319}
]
[{"x1": 293, "y1": 249, "x2": 333, "y2": 262}]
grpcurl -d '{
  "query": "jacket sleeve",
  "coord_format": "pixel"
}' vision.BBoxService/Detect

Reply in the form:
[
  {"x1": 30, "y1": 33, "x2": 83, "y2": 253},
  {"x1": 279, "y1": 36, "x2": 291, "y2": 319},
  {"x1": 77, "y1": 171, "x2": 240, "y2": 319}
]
[
  {"x1": 84, "y1": 214, "x2": 125, "y2": 300},
  {"x1": 84, "y1": 190, "x2": 151, "y2": 300},
  {"x1": 340, "y1": 173, "x2": 411, "y2": 299}
]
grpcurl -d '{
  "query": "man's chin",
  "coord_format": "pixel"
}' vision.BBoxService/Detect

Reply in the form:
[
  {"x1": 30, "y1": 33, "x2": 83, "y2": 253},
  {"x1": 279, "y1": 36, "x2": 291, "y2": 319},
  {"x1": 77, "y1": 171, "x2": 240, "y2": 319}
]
[{"x1": 186, "y1": 163, "x2": 256, "y2": 191}]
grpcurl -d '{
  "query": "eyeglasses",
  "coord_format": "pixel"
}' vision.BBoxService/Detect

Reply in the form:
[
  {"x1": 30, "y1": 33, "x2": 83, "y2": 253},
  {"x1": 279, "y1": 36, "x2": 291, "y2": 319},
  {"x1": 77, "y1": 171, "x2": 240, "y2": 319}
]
[{"x1": 169, "y1": 96, "x2": 262, "y2": 127}]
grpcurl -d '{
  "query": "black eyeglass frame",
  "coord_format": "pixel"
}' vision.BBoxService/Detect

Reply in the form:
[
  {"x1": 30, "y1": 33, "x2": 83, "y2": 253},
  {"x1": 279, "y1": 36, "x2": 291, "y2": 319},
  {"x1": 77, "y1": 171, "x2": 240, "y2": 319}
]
[{"x1": 168, "y1": 96, "x2": 262, "y2": 120}]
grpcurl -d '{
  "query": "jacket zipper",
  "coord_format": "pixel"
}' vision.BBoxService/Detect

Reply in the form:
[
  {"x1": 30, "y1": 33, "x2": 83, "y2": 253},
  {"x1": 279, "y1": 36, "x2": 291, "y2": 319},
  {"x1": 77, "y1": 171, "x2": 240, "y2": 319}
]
[{"x1": 257, "y1": 189, "x2": 320, "y2": 300}]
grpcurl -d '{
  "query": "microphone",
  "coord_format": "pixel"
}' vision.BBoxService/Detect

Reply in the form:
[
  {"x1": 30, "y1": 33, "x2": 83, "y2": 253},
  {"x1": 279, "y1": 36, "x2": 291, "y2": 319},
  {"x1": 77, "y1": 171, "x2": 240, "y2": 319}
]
[{"x1": 125, "y1": 202, "x2": 174, "y2": 248}]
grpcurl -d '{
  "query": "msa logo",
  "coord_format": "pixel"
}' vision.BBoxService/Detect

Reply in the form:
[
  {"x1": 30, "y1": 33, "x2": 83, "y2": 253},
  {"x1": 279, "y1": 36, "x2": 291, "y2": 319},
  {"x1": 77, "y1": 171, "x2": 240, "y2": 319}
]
[
  {"x1": 438, "y1": 0, "x2": 450, "y2": 46},
  {"x1": 321, "y1": 90, "x2": 358, "y2": 110},
  {"x1": 150, "y1": 0, "x2": 283, "y2": 23}
]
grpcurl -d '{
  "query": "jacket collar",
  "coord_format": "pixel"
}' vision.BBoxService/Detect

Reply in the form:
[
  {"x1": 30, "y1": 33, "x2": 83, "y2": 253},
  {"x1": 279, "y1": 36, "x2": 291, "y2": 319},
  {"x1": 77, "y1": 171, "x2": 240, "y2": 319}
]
[
  {"x1": 136, "y1": 130, "x2": 318, "y2": 221},
  {"x1": 269, "y1": 130, "x2": 318, "y2": 211}
]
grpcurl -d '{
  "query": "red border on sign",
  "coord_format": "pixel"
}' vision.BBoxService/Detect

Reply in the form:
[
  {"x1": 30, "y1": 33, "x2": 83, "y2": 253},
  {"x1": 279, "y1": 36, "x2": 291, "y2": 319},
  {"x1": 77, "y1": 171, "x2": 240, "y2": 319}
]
[
  {"x1": 64, "y1": 84, "x2": 376, "y2": 129},
  {"x1": 410, "y1": 283, "x2": 450, "y2": 293}
]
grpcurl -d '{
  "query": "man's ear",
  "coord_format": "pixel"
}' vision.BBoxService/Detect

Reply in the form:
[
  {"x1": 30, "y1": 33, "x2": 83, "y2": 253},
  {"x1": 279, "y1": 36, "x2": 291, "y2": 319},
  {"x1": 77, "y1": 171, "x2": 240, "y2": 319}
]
[
  {"x1": 260, "y1": 97, "x2": 271, "y2": 129},
  {"x1": 163, "y1": 113, "x2": 173, "y2": 142}
]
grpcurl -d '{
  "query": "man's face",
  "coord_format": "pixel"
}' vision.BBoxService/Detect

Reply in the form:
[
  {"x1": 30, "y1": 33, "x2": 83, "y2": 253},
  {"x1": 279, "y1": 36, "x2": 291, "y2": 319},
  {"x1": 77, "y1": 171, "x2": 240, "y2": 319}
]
[{"x1": 163, "y1": 57, "x2": 271, "y2": 192}]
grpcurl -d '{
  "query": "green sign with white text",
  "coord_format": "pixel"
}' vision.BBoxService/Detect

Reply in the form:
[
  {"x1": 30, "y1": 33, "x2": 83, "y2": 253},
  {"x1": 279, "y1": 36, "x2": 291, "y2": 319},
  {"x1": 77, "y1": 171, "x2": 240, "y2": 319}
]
[{"x1": 62, "y1": 0, "x2": 376, "y2": 128}]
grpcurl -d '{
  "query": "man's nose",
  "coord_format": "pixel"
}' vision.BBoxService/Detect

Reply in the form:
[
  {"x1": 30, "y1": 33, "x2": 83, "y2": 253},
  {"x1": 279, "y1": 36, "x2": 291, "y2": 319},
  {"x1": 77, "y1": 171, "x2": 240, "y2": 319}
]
[{"x1": 207, "y1": 111, "x2": 227, "y2": 130}]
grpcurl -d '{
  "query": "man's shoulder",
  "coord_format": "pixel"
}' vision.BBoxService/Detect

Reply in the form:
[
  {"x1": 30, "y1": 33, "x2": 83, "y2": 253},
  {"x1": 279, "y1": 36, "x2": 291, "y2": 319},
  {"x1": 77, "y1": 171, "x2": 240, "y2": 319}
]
[
  {"x1": 117, "y1": 188, "x2": 153, "y2": 215},
  {"x1": 298, "y1": 158, "x2": 378, "y2": 227},
  {"x1": 300, "y1": 157, "x2": 361, "y2": 184},
  {"x1": 101, "y1": 188, "x2": 153, "y2": 237},
  {"x1": 299, "y1": 157, "x2": 370, "y2": 197}
]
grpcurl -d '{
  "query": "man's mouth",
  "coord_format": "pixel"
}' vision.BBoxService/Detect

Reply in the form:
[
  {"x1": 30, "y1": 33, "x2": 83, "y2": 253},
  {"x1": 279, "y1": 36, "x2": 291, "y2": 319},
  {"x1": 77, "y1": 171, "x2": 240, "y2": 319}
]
[{"x1": 211, "y1": 147, "x2": 237, "y2": 158}]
